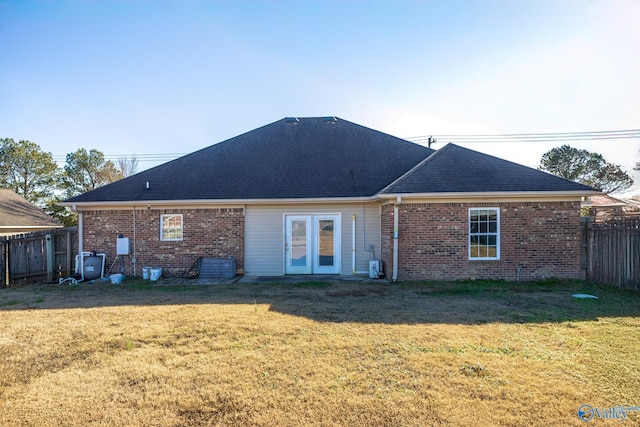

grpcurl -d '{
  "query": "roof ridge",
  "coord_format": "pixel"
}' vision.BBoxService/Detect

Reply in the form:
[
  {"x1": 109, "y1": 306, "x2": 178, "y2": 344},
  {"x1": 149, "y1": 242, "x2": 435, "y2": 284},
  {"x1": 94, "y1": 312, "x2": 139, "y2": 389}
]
[
  {"x1": 284, "y1": 116, "x2": 340, "y2": 119},
  {"x1": 380, "y1": 142, "x2": 597, "y2": 195},
  {"x1": 445, "y1": 143, "x2": 602, "y2": 188},
  {"x1": 378, "y1": 143, "x2": 455, "y2": 194},
  {"x1": 63, "y1": 116, "x2": 434, "y2": 203}
]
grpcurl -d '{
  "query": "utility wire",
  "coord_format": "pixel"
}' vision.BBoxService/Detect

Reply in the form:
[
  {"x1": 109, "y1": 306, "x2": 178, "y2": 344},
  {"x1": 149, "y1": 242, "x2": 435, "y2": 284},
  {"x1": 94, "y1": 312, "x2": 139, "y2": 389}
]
[
  {"x1": 50, "y1": 129, "x2": 640, "y2": 162},
  {"x1": 406, "y1": 129, "x2": 640, "y2": 144},
  {"x1": 52, "y1": 153, "x2": 186, "y2": 163}
]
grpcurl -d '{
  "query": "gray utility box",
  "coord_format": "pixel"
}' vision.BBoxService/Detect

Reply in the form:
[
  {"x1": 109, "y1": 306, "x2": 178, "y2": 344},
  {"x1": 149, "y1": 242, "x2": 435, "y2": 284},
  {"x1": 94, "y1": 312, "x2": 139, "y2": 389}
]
[{"x1": 198, "y1": 257, "x2": 236, "y2": 279}]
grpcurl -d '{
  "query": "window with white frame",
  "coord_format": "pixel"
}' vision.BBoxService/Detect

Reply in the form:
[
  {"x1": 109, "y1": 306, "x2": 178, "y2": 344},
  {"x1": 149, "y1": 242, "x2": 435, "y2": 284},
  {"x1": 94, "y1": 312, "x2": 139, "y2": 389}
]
[
  {"x1": 469, "y1": 208, "x2": 499, "y2": 260},
  {"x1": 160, "y1": 214, "x2": 183, "y2": 241}
]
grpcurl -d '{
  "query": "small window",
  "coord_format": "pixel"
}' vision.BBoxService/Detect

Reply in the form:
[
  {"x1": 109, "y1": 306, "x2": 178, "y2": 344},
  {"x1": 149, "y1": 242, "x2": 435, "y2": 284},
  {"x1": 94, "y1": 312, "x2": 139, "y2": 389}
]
[
  {"x1": 469, "y1": 208, "x2": 499, "y2": 260},
  {"x1": 160, "y1": 214, "x2": 183, "y2": 241}
]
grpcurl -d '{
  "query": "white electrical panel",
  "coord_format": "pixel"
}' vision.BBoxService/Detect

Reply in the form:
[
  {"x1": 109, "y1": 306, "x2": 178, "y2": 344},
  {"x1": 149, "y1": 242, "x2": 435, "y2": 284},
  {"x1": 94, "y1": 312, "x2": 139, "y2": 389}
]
[{"x1": 116, "y1": 237, "x2": 130, "y2": 255}]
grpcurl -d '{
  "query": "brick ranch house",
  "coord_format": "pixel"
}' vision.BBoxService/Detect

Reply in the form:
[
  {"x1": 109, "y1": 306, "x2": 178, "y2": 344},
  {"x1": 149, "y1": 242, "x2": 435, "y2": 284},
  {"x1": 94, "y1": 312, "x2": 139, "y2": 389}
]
[{"x1": 60, "y1": 117, "x2": 599, "y2": 281}]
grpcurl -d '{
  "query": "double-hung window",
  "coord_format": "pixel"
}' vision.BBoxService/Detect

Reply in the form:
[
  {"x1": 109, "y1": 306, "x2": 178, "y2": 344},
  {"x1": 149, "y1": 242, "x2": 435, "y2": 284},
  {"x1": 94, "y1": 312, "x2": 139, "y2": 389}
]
[
  {"x1": 160, "y1": 214, "x2": 183, "y2": 241},
  {"x1": 469, "y1": 208, "x2": 499, "y2": 260}
]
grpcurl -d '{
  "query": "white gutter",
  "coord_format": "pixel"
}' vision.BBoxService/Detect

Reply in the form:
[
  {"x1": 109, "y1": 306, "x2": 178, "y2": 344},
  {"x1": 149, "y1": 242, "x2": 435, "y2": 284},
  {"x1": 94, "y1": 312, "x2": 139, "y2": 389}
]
[
  {"x1": 352, "y1": 215, "x2": 368, "y2": 275},
  {"x1": 0, "y1": 225, "x2": 63, "y2": 231},
  {"x1": 76, "y1": 212, "x2": 84, "y2": 280},
  {"x1": 376, "y1": 190, "x2": 601, "y2": 201},
  {"x1": 57, "y1": 190, "x2": 599, "y2": 210},
  {"x1": 392, "y1": 196, "x2": 401, "y2": 282},
  {"x1": 132, "y1": 207, "x2": 137, "y2": 277},
  {"x1": 58, "y1": 196, "x2": 375, "y2": 208}
]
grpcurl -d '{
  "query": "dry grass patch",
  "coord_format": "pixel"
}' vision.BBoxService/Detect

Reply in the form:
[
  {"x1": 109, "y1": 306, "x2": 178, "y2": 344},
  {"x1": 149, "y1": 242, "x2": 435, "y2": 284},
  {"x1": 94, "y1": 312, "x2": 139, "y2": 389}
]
[{"x1": 1, "y1": 279, "x2": 639, "y2": 426}]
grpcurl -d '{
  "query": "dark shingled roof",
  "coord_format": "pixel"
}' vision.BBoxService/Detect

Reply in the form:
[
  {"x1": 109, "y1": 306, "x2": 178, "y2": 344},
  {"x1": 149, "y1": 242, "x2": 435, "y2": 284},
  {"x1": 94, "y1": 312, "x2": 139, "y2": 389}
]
[
  {"x1": 64, "y1": 118, "x2": 596, "y2": 204},
  {"x1": 0, "y1": 189, "x2": 62, "y2": 228},
  {"x1": 381, "y1": 143, "x2": 595, "y2": 194},
  {"x1": 64, "y1": 117, "x2": 434, "y2": 202}
]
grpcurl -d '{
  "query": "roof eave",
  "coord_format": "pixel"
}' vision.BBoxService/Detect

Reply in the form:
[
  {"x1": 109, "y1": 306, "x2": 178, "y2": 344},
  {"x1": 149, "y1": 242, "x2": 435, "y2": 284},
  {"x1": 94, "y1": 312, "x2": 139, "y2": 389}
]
[
  {"x1": 0, "y1": 225, "x2": 63, "y2": 230},
  {"x1": 59, "y1": 196, "x2": 378, "y2": 209},
  {"x1": 60, "y1": 190, "x2": 602, "y2": 209},
  {"x1": 375, "y1": 190, "x2": 602, "y2": 202}
]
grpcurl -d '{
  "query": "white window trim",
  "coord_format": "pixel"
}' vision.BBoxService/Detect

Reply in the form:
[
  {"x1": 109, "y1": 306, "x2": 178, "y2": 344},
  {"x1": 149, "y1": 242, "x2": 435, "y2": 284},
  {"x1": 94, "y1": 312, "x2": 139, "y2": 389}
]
[
  {"x1": 468, "y1": 207, "x2": 500, "y2": 261},
  {"x1": 160, "y1": 214, "x2": 184, "y2": 242}
]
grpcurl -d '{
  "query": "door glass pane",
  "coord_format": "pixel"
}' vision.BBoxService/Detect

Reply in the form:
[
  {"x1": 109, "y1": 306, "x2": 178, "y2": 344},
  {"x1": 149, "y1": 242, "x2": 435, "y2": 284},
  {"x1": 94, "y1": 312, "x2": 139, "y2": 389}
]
[
  {"x1": 291, "y1": 219, "x2": 307, "y2": 267},
  {"x1": 318, "y1": 219, "x2": 334, "y2": 266}
]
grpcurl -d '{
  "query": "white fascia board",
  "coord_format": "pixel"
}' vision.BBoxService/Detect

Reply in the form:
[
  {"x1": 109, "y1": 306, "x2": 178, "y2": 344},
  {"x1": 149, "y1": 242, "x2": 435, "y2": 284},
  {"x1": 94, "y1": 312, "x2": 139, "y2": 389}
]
[
  {"x1": 59, "y1": 191, "x2": 601, "y2": 210},
  {"x1": 375, "y1": 190, "x2": 601, "y2": 204},
  {"x1": 0, "y1": 225, "x2": 63, "y2": 229},
  {"x1": 59, "y1": 196, "x2": 376, "y2": 210},
  {"x1": 0, "y1": 226, "x2": 63, "y2": 234}
]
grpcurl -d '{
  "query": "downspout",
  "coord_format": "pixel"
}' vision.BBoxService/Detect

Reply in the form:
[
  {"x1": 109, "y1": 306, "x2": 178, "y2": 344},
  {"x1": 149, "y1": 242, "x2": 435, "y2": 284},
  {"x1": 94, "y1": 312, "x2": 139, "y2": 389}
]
[
  {"x1": 132, "y1": 207, "x2": 137, "y2": 277},
  {"x1": 392, "y1": 196, "x2": 401, "y2": 282},
  {"x1": 77, "y1": 210, "x2": 84, "y2": 281},
  {"x1": 352, "y1": 215, "x2": 368, "y2": 274},
  {"x1": 77, "y1": 209, "x2": 83, "y2": 255}
]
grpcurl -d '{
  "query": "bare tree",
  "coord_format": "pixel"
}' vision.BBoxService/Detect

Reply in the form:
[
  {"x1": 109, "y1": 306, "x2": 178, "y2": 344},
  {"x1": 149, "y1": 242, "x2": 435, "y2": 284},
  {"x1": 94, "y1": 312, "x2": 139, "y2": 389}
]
[{"x1": 117, "y1": 155, "x2": 139, "y2": 178}]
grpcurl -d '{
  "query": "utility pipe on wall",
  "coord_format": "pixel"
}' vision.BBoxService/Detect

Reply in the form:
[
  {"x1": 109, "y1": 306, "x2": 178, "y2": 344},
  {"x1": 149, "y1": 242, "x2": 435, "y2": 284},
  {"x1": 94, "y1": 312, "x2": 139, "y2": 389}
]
[
  {"x1": 392, "y1": 196, "x2": 401, "y2": 281},
  {"x1": 78, "y1": 212, "x2": 84, "y2": 255},
  {"x1": 132, "y1": 207, "x2": 137, "y2": 277}
]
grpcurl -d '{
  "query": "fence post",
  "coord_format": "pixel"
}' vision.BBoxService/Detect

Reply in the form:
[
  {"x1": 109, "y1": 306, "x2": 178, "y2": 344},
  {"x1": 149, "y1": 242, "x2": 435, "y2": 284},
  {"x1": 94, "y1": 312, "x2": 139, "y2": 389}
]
[
  {"x1": 587, "y1": 220, "x2": 594, "y2": 281},
  {"x1": 46, "y1": 233, "x2": 54, "y2": 282},
  {"x1": 66, "y1": 229, "x2": 72, "y2": 277},
  {"x1": 580, "y1": 217, "x2": 591, "y2": 276},
  {"x1": 1, "y1": 236, "x2": 6, "y2": 287}
]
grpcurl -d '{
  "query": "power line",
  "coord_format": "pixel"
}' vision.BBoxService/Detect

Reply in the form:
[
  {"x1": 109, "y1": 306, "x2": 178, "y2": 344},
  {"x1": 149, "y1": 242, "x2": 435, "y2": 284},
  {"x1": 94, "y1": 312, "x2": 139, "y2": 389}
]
[
  {"x1": 414, "y1": 129, "x2": 639, "y2": 138},
  {"x1": 50, "y1": 129, "x2": 640, "y2": 163},
  {"x1": 406, "y1": 129, "x2": 640, "y2": 145},
  {"x1": 52, "y1": 153, "x2": 187, "y2": 163}
]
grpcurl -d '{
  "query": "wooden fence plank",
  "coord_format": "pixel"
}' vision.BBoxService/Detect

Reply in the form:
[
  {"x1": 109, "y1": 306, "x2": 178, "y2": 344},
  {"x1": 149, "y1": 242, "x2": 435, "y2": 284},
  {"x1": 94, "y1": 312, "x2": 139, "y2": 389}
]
[
  {"x1": 1, "y1": 237, "x2": 6, "y2": 287},
  {"x1": 584, "y1": 218, "x2": 640, "y2": 290},
  {"x1": 4, "y1": 227, "x2": 78, "y2": 286},
  {"x1": 4, "y1": 221, "x2": 640, "y2": 290}
]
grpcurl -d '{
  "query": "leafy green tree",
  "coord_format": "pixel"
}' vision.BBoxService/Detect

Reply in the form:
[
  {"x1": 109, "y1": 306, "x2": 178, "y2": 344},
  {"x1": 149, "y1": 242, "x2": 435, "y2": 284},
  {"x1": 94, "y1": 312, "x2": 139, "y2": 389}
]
[
  {"x1": 539, "y1": 145, "x2": 633, "y2": 194},
  {"x1": 0, "y1": 138, "x2": 59, "y2": 204},
  {"x1": 44, "y1": 199, "x2": 77, "y2": 227},
  {"x1": 62, "y1": 148, "x2": 123, "y2": 198}
]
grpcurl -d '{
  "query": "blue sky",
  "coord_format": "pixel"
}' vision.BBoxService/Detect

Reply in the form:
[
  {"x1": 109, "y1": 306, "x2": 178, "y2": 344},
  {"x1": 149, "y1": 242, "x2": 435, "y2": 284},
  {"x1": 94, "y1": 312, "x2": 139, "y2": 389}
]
[{"x1": 1, "y1": 0, "x2": 638, "y2": 184}]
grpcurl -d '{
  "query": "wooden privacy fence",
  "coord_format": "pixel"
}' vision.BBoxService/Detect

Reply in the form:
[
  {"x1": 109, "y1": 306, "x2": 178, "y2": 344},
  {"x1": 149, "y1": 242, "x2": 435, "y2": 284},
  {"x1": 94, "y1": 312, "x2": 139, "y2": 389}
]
[
  {"x1": 582, "y1": 217, "x2": 640, "y2": 290},
  {"x1": 1, "y1": 227, "x2": 78, "y2": 287},
  {"x1": 2, "y1": 222, "x2": 639, "y2": 289}
]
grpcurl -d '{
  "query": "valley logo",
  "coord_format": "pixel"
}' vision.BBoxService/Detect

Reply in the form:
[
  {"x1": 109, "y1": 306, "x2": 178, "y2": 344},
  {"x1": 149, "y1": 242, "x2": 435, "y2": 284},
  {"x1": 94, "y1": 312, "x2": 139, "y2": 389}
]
[{"x1": 578, "y1": 404, "x2": 640, "y2": 422}]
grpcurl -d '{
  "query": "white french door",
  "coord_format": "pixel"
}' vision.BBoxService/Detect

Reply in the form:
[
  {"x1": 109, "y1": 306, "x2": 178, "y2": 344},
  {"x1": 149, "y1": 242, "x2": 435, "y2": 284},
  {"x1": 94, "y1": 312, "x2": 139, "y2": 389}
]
[
  {"x1": 313, "y1": 215, "x2": 341, "y2": 274},
  {"x1": 285, "y1": 216, "x2": 313, "y2": 274},
  {"x1": 285, "y1": 214, "x2": 341, "y2": 274}
]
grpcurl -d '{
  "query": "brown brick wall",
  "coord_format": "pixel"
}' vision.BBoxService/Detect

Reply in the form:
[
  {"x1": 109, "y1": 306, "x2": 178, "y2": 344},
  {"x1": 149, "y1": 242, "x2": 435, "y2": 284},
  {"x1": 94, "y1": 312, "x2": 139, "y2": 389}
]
[
  {"x1": 381, "y1": 204, "x2": 395, "y2": 279},
  {"x1": 81, "y1": 207, "x2": 244, "y2": 277},
  {"x1": 381, "y1": 201, "x2": 583, "y2": 281}
]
